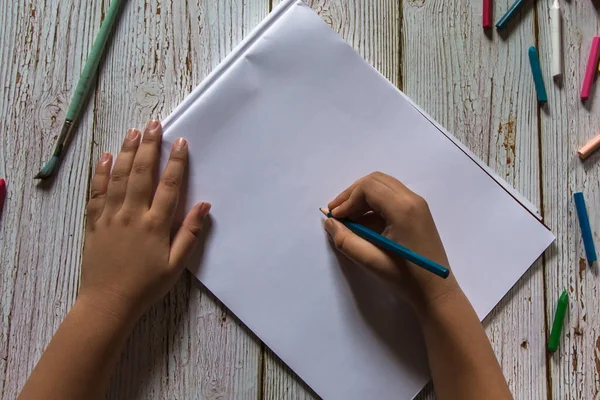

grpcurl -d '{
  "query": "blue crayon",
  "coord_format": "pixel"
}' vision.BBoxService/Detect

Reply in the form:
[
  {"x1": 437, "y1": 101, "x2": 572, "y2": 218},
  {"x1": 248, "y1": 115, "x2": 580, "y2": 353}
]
[{"x1": 574, "y1": 192, "x2": 597, "y2": 262}]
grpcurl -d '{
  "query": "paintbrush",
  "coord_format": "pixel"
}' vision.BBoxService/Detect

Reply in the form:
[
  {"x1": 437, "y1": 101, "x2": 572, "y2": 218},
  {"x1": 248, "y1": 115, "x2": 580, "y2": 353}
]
[{"x1": 35, "y1": 0, "x2": 123, "y2": 179}]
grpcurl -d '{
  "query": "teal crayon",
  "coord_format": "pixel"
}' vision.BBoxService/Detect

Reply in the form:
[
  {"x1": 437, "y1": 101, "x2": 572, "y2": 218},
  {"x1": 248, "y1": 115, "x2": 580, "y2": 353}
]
[
  {"x1": 528, "y1": 46, "x2": 548, "y2": 104},
  {"x1": 320, "y1": 208, "x2": 450, "y2": 279},
  {"x1": 496, "y1": 0, "x2": 526, "y2": 30}
]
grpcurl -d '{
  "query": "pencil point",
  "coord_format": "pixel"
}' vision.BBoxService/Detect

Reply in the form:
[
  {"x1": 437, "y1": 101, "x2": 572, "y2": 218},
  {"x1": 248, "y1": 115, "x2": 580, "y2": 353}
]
[{"x1": 319, "y1": 207, "x2": 329, "y2": 216}]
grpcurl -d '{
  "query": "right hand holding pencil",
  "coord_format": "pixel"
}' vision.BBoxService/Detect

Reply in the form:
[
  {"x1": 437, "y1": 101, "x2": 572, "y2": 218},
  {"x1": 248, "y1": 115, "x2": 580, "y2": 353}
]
[{"x1": 324, "y1": 172, "x2": 461, "y2": 311}]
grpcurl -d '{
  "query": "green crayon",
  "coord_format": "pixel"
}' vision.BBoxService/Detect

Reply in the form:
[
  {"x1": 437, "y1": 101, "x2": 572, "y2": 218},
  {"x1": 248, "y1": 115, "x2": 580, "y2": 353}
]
[{"x1": 548, "y1": 290, "x2": 568, "y2": 352}]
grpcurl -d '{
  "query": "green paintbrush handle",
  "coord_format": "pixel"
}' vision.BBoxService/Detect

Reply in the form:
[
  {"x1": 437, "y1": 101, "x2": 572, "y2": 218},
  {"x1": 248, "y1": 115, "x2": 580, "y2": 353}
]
[{"x1": 65, "y1": 0, "x2": 123, "y2": 121}]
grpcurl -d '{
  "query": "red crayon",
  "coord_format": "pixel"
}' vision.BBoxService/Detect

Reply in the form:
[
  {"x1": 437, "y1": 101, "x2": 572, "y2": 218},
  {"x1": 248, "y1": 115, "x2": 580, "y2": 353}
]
[
  {"x1": 483, "y1": 0, "x2": 492, "y2": 29},
  {"x1": 0, "y1": 178, "x2": 5, "y2": 216}
]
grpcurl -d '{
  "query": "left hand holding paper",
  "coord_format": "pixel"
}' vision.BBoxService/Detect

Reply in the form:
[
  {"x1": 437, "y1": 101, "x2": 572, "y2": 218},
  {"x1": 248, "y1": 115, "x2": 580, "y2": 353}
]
[{"x1": 80, "y1": 120, "x2": 211, "y2": 321}]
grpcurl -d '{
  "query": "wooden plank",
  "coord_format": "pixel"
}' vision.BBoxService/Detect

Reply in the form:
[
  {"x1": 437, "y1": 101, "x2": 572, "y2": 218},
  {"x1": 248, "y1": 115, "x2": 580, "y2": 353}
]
[
  {"x1": 264, "y1": 1, "x2": 400, "y2": 398},
  {"x1": 273, "y1": 0, "x2": 400, "y2": 85},
  {"x1": 402, "y1": 0, "x2": 547, "y2": 398},
  {"x1": 0, "y1": 0, "x2": 102, "y2": 397},
  {"x1": 88, "y1": 1, "x2": 269, "y2": 399},
  {"x1": 537, "y1": 0, "x2": 600, "y2": 398}
]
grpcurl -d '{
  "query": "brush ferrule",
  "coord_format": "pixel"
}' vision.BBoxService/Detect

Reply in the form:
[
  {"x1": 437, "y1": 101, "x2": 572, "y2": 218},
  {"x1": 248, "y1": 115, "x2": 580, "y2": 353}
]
[{"x1": 55, "y1": 120, "x2": 74, "y2": 156}]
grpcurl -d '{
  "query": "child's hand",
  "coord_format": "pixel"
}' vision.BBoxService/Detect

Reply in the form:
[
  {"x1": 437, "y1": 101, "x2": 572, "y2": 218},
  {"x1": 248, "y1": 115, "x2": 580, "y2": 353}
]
[
  {"x1": 79, "y1": 120, "x2": 210, "y2": 322},
  {"x1": 325, "y1": 172, "x2": 459, "y2": 311}
]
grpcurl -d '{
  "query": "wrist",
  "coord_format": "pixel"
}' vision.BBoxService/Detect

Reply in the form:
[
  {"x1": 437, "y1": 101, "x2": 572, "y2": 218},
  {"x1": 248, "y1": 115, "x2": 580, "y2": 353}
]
[
  {"x1": 76, "y1": 288, "x2": 143, "y2": 330},
  {"x1": 413, "y1": 282, "x2": 467, "y2": 324},
  {"x1": 409, "y1": 276, "x2": 464, "y2": 319}
]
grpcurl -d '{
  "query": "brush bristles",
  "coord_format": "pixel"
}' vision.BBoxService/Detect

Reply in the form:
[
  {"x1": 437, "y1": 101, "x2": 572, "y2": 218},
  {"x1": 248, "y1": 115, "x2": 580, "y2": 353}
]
[{"x1": 34, "y1": 156, "x2": 60, "y2": 180}]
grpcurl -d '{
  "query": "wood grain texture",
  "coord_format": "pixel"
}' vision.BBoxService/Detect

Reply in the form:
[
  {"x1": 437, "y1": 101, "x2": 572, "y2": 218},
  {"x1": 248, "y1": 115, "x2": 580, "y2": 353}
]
[
  {"x1": 0, "y1": 0, "x2": 102, "y2": 397},
  {"x1": 89, "y1": 1, "x2": 269, "y2": 399},
  {"x1": 273, "y1": 0, "x2": 400, "y2": 85},
  {"x1": 265, "y1": 1, "x2": 400, "y2": 398},
  {"x1": 402, "y1": 0, "x2": 547, "y2": 399},
  {"x1": 537, "y1": 0, "x2": 600, "y2": 398},
  {"x1": 2, "y1": 0, "x2": 599, "y2": 398}
]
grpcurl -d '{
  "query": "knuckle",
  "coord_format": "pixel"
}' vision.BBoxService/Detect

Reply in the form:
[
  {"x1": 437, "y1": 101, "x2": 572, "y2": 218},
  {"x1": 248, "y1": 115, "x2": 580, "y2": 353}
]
[
  {"x1": 86, "y1": 203, "x2": 98, "y2": 216},
  {"x1": 187, "y1": 222, "x2": 203, "y2": 237},
  {"x1": 142, "y1": 135, "x2": 158, "y2": 145},
  {"x1": 116, "y1": 211, "x2": 133, "y2": 226},
  {"x1": 121, "y1": 140, "x2": 138, "y2": 152},
  {"x1": 398, "y1": 194, "x2": 428, "y2": 215},
  {"x1": 144, "y1": 214, "x2": 165, "y2": 231},
  {"x1": 89, "y1": 189, "x2": 106, "y2": 200},
  {"x1": 183, "y1": 220, "x2": 203, "y2": 239},
  {"x1": 132, "y1": 163, "x2": 150, "y2": 175},
  {"x1": 110, "y1": 169, "x2": 129, "y2": 183},
  {"x1": 361, "y1": 174, "x2": 379, "y2": 187},
  {"x1": 169, "y1": 152, "x2": 187, "y2": 164},
  {"x1": 94, "y1": 167, "x2": 109, "y2": 176},
  {"x1": 333, "y1": 231, "x2": 348, "y2": 251},
  {"x1": 161, "y1": 175, "x2": 180, "y2": 189},
  {"x1": 360, "y1": 254, "x2": 378, "y2": 271},
  {"x1": 411, "y1": 194, "x2": 429, "y2": 211}
]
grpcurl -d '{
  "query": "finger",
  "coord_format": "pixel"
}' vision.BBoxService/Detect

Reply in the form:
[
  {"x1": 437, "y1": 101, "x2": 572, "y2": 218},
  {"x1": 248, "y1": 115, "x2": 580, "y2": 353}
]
[
  {"x1": 104, "y1": 129, "x2": 141, "y2": 214},
  {"x1": 331, "y1": 177, "x2": 394, "y2": 220},
  {"x1": 87, "y1": 152, "x2": 113, "y2": 224},
  {"x1": 327, "y1": 180, "x2": 359, "y2": 211},
  {"x1": 149, "y1": 138, "x2": 188, "y2": 224},
  {"x1": 369, "y1": 171, "x2": 410, "y2": 193},
  {"x1": 125, "y1": 120, "x2": 162, "y2": 209},
  {"x1": 354, "y1": 212, "x2": 386, "y2": 233},
  {"x1": 324, "y1": 218, "x2": 400, "y2": 281},
  {"x1": 169, "y1": 202, "x2": 212, "y2": 270}
]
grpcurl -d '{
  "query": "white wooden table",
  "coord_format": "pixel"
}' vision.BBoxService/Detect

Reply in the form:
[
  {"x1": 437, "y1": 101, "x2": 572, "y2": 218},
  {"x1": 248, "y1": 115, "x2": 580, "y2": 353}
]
[{"x1": 1, "y1": 0, "x2": 599, "y2": 398}]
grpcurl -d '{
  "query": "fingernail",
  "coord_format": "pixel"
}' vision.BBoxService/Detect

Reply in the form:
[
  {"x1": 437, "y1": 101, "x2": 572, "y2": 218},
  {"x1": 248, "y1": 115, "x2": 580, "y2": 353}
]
[
  {"x1": 174, "y1": 138, "x2": 186, "y2": 151},
  {"x1": 324, "y1": 218, "x2": 337, "y2": 235},
  {"x1": 100, "y1": 152, "x2": 111, "y2": 163},
  {"x1": 126, "y1": 129, "x2": 139, "y2": 140},
  {"x1": 330, "y1": 207, "x2": 338, "y2": 217},
  {"x1": 147, "y1": 120, "x2": 161, "y2": 132},
  {"x1": 198, "y1": 202, "x2": 211, "y2": 217}
]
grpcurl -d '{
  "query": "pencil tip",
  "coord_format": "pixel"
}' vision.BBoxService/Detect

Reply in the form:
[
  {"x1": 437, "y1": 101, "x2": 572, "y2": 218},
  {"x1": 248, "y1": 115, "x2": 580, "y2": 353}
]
[
  {"x1": 319, "y1": 207, "x2": 329, "y2": 216},
  {"x1": 34, "y1": 156, "x2": 60, "y2": 180}
]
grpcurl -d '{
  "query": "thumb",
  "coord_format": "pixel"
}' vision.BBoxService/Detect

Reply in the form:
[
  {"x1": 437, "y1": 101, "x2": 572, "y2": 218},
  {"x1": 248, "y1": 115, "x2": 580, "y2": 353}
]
[
  {"x1": 169, "y1": 202, "x2": 211, "y2": 270},
  {"x1": 324, "y1": 218, "x2": 396, "y2": 277}
]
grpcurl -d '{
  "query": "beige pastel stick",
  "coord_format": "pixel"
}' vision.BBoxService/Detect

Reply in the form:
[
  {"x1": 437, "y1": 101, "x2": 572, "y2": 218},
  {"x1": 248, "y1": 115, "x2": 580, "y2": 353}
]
[{"x1": 578, "y1": 134, "x2": 600, "y2": 160}]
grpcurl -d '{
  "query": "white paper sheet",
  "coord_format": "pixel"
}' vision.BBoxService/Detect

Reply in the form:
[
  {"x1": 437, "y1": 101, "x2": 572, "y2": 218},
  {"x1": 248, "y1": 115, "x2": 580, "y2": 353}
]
[{"x1": 161, "y1": 1, "x2": 555, "y2": 398}]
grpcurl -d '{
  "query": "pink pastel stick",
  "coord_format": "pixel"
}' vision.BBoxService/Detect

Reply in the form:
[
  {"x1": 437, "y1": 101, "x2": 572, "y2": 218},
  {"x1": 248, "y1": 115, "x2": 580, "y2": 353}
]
[{"x1": 581, "y1": 36, "x2": 600, "y2": 101}]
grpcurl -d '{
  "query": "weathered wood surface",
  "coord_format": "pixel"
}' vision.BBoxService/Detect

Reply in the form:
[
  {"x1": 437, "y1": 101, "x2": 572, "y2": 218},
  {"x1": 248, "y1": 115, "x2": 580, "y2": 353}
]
[
  {"x1": 537, "y1": 0, "x2": 600, "y2": 398},
  {"x1": 0, "y1": 0, "x2": 101, "y2": 397},
  {"x1": 1, "y1": 0, "x2": 598, "y2": 399}
]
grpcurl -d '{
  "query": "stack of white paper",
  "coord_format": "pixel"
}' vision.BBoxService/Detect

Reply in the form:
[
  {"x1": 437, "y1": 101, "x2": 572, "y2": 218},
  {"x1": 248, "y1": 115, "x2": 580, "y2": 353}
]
[{"x1": 161, "y1": 1, "x2": 555, "y2": 398}]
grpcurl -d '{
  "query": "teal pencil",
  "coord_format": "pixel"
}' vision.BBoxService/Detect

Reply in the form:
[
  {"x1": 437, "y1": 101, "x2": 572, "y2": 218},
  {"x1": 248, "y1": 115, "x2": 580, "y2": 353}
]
[
  {"x1": 320, "y1": 208, "x2": 450, "y2": 279},
  {"x1": 35, "y1": 0, "x2": 124, "y2": 180}
]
